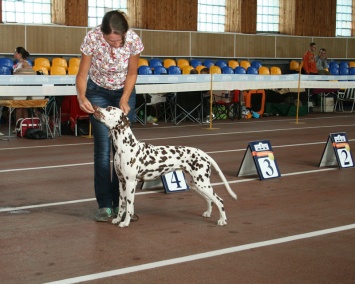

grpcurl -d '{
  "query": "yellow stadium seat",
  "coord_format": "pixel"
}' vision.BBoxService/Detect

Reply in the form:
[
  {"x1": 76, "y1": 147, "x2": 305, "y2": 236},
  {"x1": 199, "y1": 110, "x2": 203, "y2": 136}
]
[
  {"x1": 138, "y1": 58, "x2": 149, "y2": 67},
  {"x1": 50, "y1": 65, "x2": 66, "y2": 75},
  {"x1": 196, "y1": 65, "x2": 207, "y2": 73},
  {"x1": 34, "y1": 57, "x2": 50, "y2": 70},
  {"x1": 290, "y1": 60, "x2": 301, "y2": 72},
  {"x1": 228, "y1": 60, "x2": 239, "y2": 69},
  {"x1": 163, "y1": 58, "x2": 176, "y2": 69},
  {"x1": 270, "y1": 66, "x2": 282, "y2": 75},
  {"x1": 240, "y1": 60, "x2": 251, "y2": 70},
  {"x1": 259, "y1": 66, "x2": 270, "y2": 75},
  {"x1": 182, "y1": 65, "x2": 194, "y2": 74},
  {"x1": 69, "y1": 58, "x2": 80, "y2": 67},
  {"x1": 210, "y1": 66, "x2": 222, "y2": 74},
  {"x1": 52, "y1": 58, "x2": 68, "y2": 70},
  {"x1": 177, "y1": 59, "x2": 190, "y2": 69},
  {"x1": 32, "y1": 65, "x2": 49, "y2": 75},
  {"x1": 67, "y1": 65, "x2": 79, "y2": 75}
]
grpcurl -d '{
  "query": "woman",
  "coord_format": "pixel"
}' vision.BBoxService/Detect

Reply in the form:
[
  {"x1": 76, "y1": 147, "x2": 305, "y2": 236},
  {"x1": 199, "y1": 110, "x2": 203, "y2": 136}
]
[
  {"x1": 76, "y1": 10, "x2": 144, "y2": 222},
  {"x1": 13, "y1": 47, "x2": 35, "y2": 124}
]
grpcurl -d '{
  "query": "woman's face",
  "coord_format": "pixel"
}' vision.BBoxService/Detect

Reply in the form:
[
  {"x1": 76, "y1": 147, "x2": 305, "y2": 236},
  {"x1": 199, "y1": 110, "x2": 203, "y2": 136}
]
[
  {"x1": 14, "y1": 50, "x2": 22, "y2": 60},
  {"x1": 103, "y1": 33, "x2": 124, "y2": 48}
]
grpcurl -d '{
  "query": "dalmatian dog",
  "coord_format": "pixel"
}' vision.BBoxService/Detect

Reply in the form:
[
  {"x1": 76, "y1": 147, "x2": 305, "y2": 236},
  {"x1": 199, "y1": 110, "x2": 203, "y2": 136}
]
[{"x1": 93, "y1": 105, "x2": 237, "y2": 228}]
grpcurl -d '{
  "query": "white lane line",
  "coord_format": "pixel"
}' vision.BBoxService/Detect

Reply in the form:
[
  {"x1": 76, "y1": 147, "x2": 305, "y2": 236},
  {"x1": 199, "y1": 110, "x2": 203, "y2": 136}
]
[
  {"x1": 44, "y1": 223, "x2": 355, "y2": 284},
  {"x1": 0, "y1": 167, "x2": 338, "y2": 213}
]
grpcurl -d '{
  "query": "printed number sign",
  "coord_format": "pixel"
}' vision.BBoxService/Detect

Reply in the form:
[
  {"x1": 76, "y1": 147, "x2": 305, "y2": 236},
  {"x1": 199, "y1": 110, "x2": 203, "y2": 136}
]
[
  {"x1": 319, "y1": 133, "x2": 354, "y2": 168},
  {"x1": 237, "y1": 140, "x2": 281, "y2": 180},
  {"x1": 161, "y1": 170, "x2": 189, "y2": 193}
]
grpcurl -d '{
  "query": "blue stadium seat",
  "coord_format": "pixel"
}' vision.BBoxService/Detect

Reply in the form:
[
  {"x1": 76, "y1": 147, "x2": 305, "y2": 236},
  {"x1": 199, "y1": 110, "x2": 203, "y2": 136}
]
[
  {"x1": 149, "y1": 58, "x2": 163, "y2": 69},
  {"x1": 138, "y1": 65, "x2": 153, "y2": 75},
  {"x1": 329, "y1": 67, "x2": 339, "y2": 75},
  {"x1": 154, "y1": 65, "x2": 167, "y2": 75},
  {"x1": 349, "y1": 67, "x2": 355, "y2": 75},
  {"x1": 329, "y1": 62, "x2": 339, "y2": 69},
  {"x1": 251, "y1": 61, "x2": 262, "y2": 69},
  {"x1": 0, "y1": 58, "x2": 14, "y2": 69},
  {"x1": 247, "y1": 67, "x2": 258, "y2": 74},
  {"x1": 0, "y1": 66, "x2": 12, "y2": 75},
  {"x1": 339, "y1": 62, "x2": 349, "y2": 69},
  {"x1": 339, "y1": 67, "x2": 349, "y2": 75},
  {"x1": 222, "y1": 66, "x2": 234, "y2": 74},
  {"x1": 203, "y1": 59, "x2": 214, "y2": 68},
  {"x1": 167, "y1": 66, "x2": 182, "y2": 74},
  {"x1": 216, "y1": 60, "x2": 227, "y2": 69},
  {"x1": 235, "y1": 66, "x2": 246, "y2": 74},
  {"x1": 190, "y1": 59, "x2": 202, "y2": 68}
]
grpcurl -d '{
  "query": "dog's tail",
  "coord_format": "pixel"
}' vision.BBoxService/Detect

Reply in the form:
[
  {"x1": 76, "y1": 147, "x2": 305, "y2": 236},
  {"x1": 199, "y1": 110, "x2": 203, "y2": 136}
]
[{"x1": 209, "y1": 157, "x2": 237, "y2": 200}]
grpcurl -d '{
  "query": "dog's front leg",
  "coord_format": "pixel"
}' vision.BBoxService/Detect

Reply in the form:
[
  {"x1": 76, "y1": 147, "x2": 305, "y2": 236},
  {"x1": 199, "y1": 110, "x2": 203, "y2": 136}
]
[{"x1": 118, "y1": 180, "x2": 137, "y2": 228}]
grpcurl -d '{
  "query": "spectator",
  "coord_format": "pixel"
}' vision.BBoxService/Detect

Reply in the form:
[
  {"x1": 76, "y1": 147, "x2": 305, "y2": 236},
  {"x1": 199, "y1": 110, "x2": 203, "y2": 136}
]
[
  {"x1": 76, "y1": 10, "x2": 144, "y2": 222},
  {"x1": 190, "y1": 68, "x2": 198, "y2": 74},
  {"x1": 302, "y1": 42, "x2": 318, "y2": 75},
  {"x1": 316, "y1": 48, "x2": 329, "y2": 75}
]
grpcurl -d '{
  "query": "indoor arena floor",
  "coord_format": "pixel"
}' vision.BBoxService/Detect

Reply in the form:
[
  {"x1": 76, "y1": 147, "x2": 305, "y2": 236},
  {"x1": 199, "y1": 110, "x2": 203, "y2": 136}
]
[{"x1": 1, "y1": 111, "x2": 354, "y2": 284}]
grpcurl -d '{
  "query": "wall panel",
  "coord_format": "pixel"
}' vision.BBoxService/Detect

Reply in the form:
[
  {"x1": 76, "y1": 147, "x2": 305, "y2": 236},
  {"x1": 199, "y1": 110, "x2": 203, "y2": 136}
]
[
  {"x1": 26, "y1": 26, "x2": 87, "y2": 54},
  {"x1": 191, "y1": 33, "x2": 234, "y2": 57},
  {"x1": 235, "y1": 35, "x2": 274, "y2": 58},
  {"x1": 276, "y1": 36, "x2": 311, "y2": 58},
  {"x1": 140, "y1": 30, "x2": 190, "y2": 57},
  {"x1": 0, "y1": 25, "x2": 26, "y2": 53},
  {"x1": 313, "y1": 37, "x2": 347, "y2": 59}
]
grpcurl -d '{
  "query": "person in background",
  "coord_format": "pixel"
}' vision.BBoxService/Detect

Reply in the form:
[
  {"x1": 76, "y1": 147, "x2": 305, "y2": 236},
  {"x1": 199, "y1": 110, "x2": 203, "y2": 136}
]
[
  {"x1": 190, "y1": 68, "x2": 198, "y2": 74},
  {"x1": 302, "y1": 42, "x2": 318, "y2": 75},
  {"x1": 13, "y1": 47, "x2": 36, "y2": 125},
  {"x1": 316, "y1": 48, "x2": 330, "y2": 75},
  {"x1": 76, "y1": 10, "x2": 144, "y2": 222}
]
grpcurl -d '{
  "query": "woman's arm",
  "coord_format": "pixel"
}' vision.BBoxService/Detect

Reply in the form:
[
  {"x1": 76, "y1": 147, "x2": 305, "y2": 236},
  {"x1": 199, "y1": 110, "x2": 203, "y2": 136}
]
[
  {"x1": 76, "y1": 53, "x2": 95, "y2": 114},
  {"x1": 119, "y1": 53, "x2": 140, "y2": 115}
]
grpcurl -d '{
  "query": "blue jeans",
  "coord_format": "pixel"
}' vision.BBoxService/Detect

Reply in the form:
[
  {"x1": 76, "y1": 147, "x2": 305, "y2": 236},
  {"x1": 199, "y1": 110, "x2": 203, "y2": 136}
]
[{"x1": 86, "y1": 78, "x2": 136, "y2": 209}]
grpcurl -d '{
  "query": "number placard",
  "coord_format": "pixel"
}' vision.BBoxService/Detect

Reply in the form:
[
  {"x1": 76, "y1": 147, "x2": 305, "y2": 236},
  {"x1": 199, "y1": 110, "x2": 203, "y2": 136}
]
[
  {"x1": 319, "y1": 133, "x2": 354, "y2": 168},
  {"x1": 237, "y1": 140, "x2": 281, "y2": 180},
  {"x1": 161, "y1": 170, "x2": 189, "y2": 193}
]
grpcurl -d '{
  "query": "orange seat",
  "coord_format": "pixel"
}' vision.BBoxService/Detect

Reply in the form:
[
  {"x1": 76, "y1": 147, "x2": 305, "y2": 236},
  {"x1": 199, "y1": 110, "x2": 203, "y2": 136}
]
[
  {"x1": 228, "y1": 60, "x2": 239, "y2": 69},
  {"x1": 270, "y1": 66, "x2": 282, "y2": 75},
  {"x1": 34, "y1": 57, "x2": 50, "y2": 70},
  {"x1": 243, "y1": 89, "x2": 266, "y2": 115},
  {"x1": 182, "y1": 65, "x2": 194, "y2": 74},
  {"x1": 209, "y1": 66, "x2": 222, "y2": 74},
  {"x1": 32, "y1": 65, "x2": 49, "y2": 75},
  {"x1": 69, "y1": 58, "x2": 80, "y2": 67},
  {"x1": 52, "y1": 58, "x2": 68, "y2": 70},
  {"x1": 138, "y1": 58, "x2": 149, "y2": 67},
  {"x1": 50, "y1": 65, "x2": 66, "y2": 75},
  {"x1": 177, "y1": 59, "x2": 190, "y2": 69},
  {"x1": 163, "y1": 58, "x2": 176, "y2": 69},
  {"x1": 290, "y1": 60, "x2": 300, "y2": 72},
  {"x1": 67, "y1": 65, "x2": 79, "y2": 75},
  {"x1": 259, "y1": 66, "x2": 270, "y2": 75},
  {"x1": 240, "y1": 60, "x2": 251, "y2": 70},
  {"x1": 196, "y1": 65, "x2": 207, "y2": 73}
]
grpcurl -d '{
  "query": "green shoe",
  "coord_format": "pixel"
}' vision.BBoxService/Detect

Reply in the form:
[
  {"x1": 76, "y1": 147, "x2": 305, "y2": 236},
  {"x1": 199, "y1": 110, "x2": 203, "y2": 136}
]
[{"x1": 94, "y1": 207, "x2": 113, "y2": 222}]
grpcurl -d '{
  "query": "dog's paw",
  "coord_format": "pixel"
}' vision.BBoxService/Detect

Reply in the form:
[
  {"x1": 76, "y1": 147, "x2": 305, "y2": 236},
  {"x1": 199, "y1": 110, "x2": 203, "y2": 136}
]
[
  {"x1": 112, "y1": 217, "x2": 121, "y2": 224},
  {"x1": 202, "y1": 211, "x2": 211, "y2": 218},
  {"x1": 217, "y1": 219, "x2": 227, "y2": 226},
  {"x1": 118, "y1": 220, "x2": 131, "y2": 228}
]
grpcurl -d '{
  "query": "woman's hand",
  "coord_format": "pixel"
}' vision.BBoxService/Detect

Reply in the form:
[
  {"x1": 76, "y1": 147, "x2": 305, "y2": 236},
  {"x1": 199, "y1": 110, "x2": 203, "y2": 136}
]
[{"x1": 78, "y1": 95, "x2": 95, "y2": 114}]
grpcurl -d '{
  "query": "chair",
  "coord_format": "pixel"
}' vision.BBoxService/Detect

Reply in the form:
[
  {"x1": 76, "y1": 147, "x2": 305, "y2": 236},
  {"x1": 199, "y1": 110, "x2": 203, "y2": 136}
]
[
  {"x1": 52, "y1": 58, "x2": 68, "y2": 70},
  {"x1": 334, "y1": 89, "x2": 355, "y2": 112},
  {"x1": 0, "y1": 57, "x2": 14, "y2": 68},
  {"x1": 213, "y1": 90, "x2": 241, "y2": 121},
  {"x1": 349, "y1": 61, "x2": 355, "y2": 68},
  {"x1": 163, "y1": 59, "x2": 176, "y2": 69},
  {"x1": 258, "y1": 66, "x2": 270, "y2": 75},
  {"x1": 203, "y1": 59, "x2": 214, "y2": 69},
  {"x1": 290, "y1": 60, "x2": 301, "y2": 72},
  {"x1": 247, "y1": 67, "x2": 258, "y2": 74},
  {"x1": 235, "y1": 66, "x2": 246, "y2": 74},
  {"x1": 190, "y1": 59, "x2": 202, "y2": 68},
  {"x1": 216, "y1": 60, "x2": 227, "y2": 69},
  {"x1": 251, "y1": 61, "x2": 262, "y2": 69},
  {"x1": 196, "y1": 65, "x2": 207, "y2": 73},
  {"x1": 34, "y1": 58, "x2": 51, "y2": 70},
  {"x1": 167, "y1": 66, "x2": 181, "y2": 74},
  {"x1": 339, "y1": 62, "x2": 349, "y2": 69},
  {"x1": 329, "y1": 67, "x2": 339, "y2": 75},
  {"x1": 349, "y1": 67, "x2": 355, "y2": 75},
  {"x1": 0, "y1": 66, "x2": 12, "y2": 75},
  {"x1": 67, "y1": 65, "x2": 79, "y2": 75},
  {"x1": 138, "y1": 58, "x2": 149, "y2": 67},
  {"x1": 69, "y1": 58, "x2": 80, "y2": 67},
  {"x1": 271, "y1": 66, "x2": 282, "y2": 75},
  {"x1": 329, "y1": 62, "x2": 339, "y2": 69},
  {"x1": 33, "y1": 65, "x2": 49, "y2": 75},
  {"x1": 209, "y1": 66, "x2": 221, "y2": 74},
  {"x1": 149, "y1": 58, "x2": 163, "y2": 69},
  {"x1": 50, "y1": 65, "x2": 66, "y2": 75},
  {"x1": 339, "y1": 67, "x2": 349, "y2": 75},
  {"x1": 154, "y1": 65, "x2": 167, "y2": 75},
  {"x1": 182, "y1": 65, "x2": 194, "y2": 74},
  {"x1": 138, "y1": 65, "x2": 153, "y2": 75},
  {"x1": 228, "y1": 60, "x2": 239, "y2": 69},
  {"x1": 222, "y1": 66, "x2": 234, "y2": 74},
  {"x1": 240, "y1": 60, "x2": 251, "y2": 70},
  {"x1": 177, "y1": 59, "x2": 190, "y2": 70}
]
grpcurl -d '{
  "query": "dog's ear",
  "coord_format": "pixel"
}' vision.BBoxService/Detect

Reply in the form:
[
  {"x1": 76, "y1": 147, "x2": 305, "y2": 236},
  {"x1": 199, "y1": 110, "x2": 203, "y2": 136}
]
[{"x1": 121, "y1": 112, "x2": 130, "y2": 128}]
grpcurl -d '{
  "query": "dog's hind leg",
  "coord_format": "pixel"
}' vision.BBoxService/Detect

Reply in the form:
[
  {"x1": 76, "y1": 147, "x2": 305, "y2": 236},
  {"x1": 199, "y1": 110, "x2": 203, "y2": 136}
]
[{"x1": 193, "y1": 181, "x2": 227, "y2": 226}]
